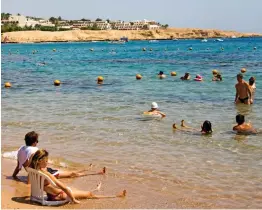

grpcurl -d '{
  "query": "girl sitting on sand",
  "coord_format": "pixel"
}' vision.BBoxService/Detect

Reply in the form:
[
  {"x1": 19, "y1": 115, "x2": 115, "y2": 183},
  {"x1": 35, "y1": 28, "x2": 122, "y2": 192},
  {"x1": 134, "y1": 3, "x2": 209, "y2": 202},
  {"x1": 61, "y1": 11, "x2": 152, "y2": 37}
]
[
  {"x1": 30, "y1": 149, "x2": 126, "y2": 204},
  {"x1": 173, "y1": 120, "x2": 212, "y2": 134}
]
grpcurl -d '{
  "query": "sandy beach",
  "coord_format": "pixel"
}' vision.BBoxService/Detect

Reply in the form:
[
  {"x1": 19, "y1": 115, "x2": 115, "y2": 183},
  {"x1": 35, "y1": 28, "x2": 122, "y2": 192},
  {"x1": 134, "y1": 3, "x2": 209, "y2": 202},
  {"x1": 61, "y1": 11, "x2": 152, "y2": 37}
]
[
  {"x1": 2, "y1": 36, "x2": 262, "y2": 209},
  {"x1": 1, "y1": 28, "x2": 261, "y2": 43},
  {"x1": 2, "y1": 158, "x2": 217, "y2": 209}
]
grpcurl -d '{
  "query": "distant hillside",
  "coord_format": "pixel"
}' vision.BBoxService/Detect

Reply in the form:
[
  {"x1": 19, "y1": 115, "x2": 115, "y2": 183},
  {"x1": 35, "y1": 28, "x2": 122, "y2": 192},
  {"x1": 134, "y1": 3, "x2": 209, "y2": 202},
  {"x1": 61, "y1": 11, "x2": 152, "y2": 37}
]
[{"x1": 2, "y1": 28, "x2": 261, "y2": 43}]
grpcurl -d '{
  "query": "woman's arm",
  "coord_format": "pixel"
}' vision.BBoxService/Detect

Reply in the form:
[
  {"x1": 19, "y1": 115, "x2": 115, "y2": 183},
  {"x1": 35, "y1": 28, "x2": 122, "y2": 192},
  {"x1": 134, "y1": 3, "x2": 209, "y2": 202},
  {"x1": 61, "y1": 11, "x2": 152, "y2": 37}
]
[{"x1": 42, "y1": 170, "x2": 79, "y2": 203}]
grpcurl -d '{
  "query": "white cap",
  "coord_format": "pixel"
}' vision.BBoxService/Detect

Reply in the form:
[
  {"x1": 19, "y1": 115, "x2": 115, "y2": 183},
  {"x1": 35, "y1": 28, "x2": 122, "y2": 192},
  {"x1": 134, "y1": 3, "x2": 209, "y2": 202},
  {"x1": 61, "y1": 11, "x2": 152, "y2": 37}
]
[{"x1": 151, "y1": 102, "x2": 159, "y2": 109}]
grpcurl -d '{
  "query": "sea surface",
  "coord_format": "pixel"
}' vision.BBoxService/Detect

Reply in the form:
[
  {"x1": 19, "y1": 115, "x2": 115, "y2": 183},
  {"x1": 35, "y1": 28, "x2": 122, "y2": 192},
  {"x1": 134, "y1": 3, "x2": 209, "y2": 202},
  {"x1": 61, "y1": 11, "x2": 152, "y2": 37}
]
[{"x1": 2, "y1": 38, "x2": 262, "y2": 208}]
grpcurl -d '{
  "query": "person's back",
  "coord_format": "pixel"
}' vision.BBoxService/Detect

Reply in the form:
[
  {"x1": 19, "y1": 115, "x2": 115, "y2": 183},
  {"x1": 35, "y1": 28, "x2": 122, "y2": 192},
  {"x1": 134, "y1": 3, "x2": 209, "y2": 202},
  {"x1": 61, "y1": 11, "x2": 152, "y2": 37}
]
[
  {"x1": 13, "y1": 131, "x2": 39, "y2": 180},
  {"x1": 233, "y1": 114, "x2": 256, "y2": 134},
  {"x1": 145, "y1": 102, "x2": 166, "y2": 118}
]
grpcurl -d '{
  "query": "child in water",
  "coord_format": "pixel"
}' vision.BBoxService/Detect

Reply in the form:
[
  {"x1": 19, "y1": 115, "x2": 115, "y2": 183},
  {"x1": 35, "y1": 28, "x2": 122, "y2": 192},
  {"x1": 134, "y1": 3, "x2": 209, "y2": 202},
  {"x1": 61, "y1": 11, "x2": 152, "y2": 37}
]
[{"x1": 173, "y1": 120, "x2": 212, "y2": 134}]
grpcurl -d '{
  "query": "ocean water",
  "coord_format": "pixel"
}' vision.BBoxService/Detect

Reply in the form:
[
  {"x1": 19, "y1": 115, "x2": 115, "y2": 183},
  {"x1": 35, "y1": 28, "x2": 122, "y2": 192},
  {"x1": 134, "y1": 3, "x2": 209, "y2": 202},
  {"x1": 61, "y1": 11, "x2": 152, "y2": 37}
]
[{"x1": 1, "y1": 38, "x2": 262, "y2": 208}]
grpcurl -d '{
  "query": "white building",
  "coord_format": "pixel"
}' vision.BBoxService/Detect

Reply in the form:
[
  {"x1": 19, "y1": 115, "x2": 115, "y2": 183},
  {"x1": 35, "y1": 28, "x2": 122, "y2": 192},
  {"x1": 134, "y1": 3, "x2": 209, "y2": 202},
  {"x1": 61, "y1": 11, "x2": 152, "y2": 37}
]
[{"x1": 2, "y1": 15, "x2": 55, "y2": 28}]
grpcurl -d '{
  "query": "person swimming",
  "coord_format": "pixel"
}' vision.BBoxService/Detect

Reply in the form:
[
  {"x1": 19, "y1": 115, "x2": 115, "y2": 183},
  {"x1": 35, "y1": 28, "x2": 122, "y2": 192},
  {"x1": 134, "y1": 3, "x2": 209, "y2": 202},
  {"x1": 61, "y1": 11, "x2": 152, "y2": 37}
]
[
  {"x1": 173, "y1": 120, "x2": 212, "y2": 134},
  {"x1": 158, "y1": 71, "x2": 166, "y2": 79},
  {"x1": 212, "y1": 73, "x2": 222, "y2": 81},
  {"x1": 180, "y1": 72, "x2": 190, "y2": 80},
  {"x1": 194, "y1": 74, "x2": 203, "y2": 81},
  {"x1": 144, "y1": 102, "x2": 166, "y2": 118},
  {"x1": 233, "y1": 114, "x2": 257, "y2": 134}
]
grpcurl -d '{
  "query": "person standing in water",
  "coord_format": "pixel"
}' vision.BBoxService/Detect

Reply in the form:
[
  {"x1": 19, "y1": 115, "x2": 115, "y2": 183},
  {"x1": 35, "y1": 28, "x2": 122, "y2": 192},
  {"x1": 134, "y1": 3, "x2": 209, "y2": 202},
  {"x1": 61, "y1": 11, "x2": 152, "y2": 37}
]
[
  {"x1": 234, "y1": 73, "x2": 252, "y2": 105},
  {"x1": 248, "y1": 77, "x2": 256, "y2": 104}
]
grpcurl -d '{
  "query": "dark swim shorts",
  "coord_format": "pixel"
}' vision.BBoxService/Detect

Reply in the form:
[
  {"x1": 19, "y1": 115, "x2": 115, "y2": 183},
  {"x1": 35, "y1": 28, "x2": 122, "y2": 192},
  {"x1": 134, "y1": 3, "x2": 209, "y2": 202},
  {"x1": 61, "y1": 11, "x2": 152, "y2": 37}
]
[{"x1": 47, "y1": 167, "x2": 59, "y2": 178}]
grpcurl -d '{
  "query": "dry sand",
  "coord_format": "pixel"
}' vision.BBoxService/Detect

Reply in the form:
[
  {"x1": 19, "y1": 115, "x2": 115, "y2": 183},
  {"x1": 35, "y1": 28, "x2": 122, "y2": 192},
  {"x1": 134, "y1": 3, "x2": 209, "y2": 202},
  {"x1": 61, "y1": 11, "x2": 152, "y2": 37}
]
[{"x1": 1, "y1": 28, "x2": 261, "y2": 43}]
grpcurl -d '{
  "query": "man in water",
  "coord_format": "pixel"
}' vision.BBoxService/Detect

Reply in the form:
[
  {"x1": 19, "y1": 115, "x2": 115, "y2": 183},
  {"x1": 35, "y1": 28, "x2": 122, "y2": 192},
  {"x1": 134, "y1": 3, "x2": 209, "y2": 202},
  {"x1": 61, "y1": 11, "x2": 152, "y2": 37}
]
[
  {"x1": 234, "y1": 73, "x2": 252, "y2": 105},
  {"x1": 233, "y1": 114, "x2": 256, "y2": 134}
]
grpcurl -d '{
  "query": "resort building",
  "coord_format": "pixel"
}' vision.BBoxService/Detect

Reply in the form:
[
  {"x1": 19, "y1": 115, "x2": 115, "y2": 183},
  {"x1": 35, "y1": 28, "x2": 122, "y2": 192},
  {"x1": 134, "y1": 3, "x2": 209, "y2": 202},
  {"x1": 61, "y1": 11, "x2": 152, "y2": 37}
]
[{"x1": 1, "y1": 15, "x2": 55, "y2": 27}]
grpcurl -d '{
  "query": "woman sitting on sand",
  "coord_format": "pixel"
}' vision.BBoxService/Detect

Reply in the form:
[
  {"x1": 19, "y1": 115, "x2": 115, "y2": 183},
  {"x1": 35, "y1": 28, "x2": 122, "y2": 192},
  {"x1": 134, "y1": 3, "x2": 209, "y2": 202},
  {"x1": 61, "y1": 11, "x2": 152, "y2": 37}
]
[
  {"x1": 173, "y1": 120, "x2": 212, "y2": 135},
  {"x1": 30, "y1": 149, "x2": 126, "y2": 204}
]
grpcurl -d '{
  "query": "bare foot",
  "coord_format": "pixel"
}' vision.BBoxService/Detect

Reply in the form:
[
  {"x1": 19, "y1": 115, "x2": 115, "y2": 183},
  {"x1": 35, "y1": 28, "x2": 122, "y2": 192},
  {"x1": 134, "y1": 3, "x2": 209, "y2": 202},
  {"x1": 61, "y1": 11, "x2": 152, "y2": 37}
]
[
  {"x1": 117, "y1": 190, "x2": 127, "y2": 198},
  {"x1": 91, "y1": 182, "x2": 102, "y2": 192},
  {"x1": 98, "y1": 167, "x2": 106, "y2": 175},
  {"x1": 96, "y1": 182, "x2": 102, "y2": 191},
  {"x1": 181, "y1": 120, "x2": 185, "y2": 127}
]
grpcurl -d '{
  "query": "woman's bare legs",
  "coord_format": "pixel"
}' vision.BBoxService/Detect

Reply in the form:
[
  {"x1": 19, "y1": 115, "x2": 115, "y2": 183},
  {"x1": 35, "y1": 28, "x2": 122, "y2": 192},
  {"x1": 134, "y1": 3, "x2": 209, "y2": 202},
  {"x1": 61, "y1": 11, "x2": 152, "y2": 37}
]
[
  {"x1": 72, "y1": 189, "x2": 126, "y2": 199},
  {"x1": 58, "y1": 167, "x2": 106, "y2": 178}
]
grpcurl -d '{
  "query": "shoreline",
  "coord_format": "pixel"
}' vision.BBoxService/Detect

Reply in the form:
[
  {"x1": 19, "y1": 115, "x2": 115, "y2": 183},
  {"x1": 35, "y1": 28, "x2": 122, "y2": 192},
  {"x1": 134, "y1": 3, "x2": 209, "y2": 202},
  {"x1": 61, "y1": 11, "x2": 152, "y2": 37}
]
[
  {"x1": 1, "y1": 28, "x2": 262, "y2": 43},
  {"x1": 2, "y1": 157, "x2": 217, "y2": 209}
]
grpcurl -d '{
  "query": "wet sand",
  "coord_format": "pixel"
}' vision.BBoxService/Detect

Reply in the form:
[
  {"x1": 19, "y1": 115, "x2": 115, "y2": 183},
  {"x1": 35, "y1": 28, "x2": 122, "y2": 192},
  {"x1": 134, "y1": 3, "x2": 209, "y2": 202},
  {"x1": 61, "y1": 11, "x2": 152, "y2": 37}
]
[{"x1": 1, "y1": 158, "x2": 217, "y2": 209}]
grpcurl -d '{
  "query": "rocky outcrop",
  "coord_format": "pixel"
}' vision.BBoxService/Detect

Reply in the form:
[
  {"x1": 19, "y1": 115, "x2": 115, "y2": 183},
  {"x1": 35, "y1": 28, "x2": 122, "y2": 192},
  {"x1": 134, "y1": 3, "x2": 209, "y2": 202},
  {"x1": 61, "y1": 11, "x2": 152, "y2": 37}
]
[{"x1": 2, "y1": 28, "x2": 261, "y2": 43}]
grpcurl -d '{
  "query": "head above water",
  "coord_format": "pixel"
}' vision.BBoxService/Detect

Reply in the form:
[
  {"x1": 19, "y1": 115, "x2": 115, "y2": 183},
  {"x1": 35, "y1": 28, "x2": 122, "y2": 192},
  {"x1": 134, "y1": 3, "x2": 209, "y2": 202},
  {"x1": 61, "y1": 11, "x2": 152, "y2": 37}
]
[
  {"x1": 249, "y1": 77, "x2": 255, "y2": 86},
  {"x1": 25, "y1": 131, "x2": 39, "y2": 146},
  {"x1": 151, "y1": 102, "x2": 159, "y2": 109},
  {"x1": 236, "y1": 114, "x2": 245, "y2": 125},
  {"x1": 30, "y1": 149, "x2": 49, "y2": 170},
  {"x1": 237, "y1": 73, "x2": 243, "y2": 82},
  {"x1": 158, "y1": 71, "x2": 164, "y2": 75},
  {"x1": 201, "y1": 120, "x2": 212, "y2": 133}
]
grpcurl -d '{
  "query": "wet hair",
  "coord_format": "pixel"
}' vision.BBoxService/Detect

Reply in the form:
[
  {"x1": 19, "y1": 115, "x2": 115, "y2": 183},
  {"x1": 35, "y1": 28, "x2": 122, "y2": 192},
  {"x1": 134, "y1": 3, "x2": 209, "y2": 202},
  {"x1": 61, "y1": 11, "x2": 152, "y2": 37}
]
[
  {"x1": 249, "y1": 77, "x2": 255, "y2": 86},
  {"x1": 25, "y1": 131, "x2": 39, "y2": 146},
  {"x1": 217, "y1": 74, "x2": 222, "y2": 80},
  {"x1": 236, "y1": 114, "x2": 245, "y2": 125},
  {"x1": 201, "y1": 120, "x2": 212, "y2": 133},
  {"x1": 30, "y1": 149, "x2": 49, "y2": 169},
  {"x1": 158, "y1": 71, "x2": 164, "y2": 75},
  {"x1": 237, "y1": 73, "x2": 243, "y2": 79}
]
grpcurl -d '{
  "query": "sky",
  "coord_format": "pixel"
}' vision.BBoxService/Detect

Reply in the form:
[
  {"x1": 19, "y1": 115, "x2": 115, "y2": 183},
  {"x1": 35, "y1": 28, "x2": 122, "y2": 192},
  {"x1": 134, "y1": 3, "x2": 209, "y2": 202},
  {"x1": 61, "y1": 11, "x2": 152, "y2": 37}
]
[{"x1": 1, "y1": 0, "x2": 262, "y2": 33}]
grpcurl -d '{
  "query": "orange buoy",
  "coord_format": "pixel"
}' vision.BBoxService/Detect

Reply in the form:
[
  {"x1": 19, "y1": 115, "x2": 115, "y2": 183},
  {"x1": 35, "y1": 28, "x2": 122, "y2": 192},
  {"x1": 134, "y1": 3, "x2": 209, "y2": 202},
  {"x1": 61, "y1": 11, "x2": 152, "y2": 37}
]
[
  {"x1": 241, "y1": 68, "x2": 247, "y2": 73},
  {"x1": 170, "y1": 71, "x2": 177, "y2": 76},
  {"x1": 54, "y1": 80, "x2": 61, "y2": 86},
  {"x1": 97, "y1": 76, "x2": 104, "y2": 84},
  {"x1": 136, "y1": 74, "x2": 142, "y2": 80},
  {"x1": 4, "y1": 82, "x2": 12, "y2": 88}
]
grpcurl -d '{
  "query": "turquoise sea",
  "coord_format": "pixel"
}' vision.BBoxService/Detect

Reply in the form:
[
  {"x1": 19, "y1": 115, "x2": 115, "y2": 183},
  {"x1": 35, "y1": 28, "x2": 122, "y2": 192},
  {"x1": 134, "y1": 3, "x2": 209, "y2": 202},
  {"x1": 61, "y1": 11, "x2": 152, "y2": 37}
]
[{"x1": 2, "y1": 38, "x2": 262, "y2": 208}]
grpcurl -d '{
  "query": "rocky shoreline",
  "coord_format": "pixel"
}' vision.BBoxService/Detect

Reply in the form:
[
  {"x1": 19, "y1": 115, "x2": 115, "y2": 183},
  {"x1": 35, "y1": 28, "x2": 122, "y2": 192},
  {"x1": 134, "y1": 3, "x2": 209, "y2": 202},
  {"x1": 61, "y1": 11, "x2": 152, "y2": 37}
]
[{"x1": 1, "y1": 28, "x2": 261, "y2": 43}]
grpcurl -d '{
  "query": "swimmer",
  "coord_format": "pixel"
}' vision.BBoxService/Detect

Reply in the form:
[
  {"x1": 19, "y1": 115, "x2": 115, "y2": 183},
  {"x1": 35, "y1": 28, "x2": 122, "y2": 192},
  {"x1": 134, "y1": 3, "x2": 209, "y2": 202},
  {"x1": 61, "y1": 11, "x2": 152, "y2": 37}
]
[
  {"x1": 173, "y1": 120, "x2": 212, "y2": 134},
  {"x1": 158, "y1": 71, "x2": 166, "y2": 79},
  {"x1": 194, "y1": 74, "x2": 203, "y2": 81},
  {"x1": 212, "y1": 73, "x2": 222, "y2": 81},
  {"x1": 180, "y1": 72, "x2": 190, "y2": 80},
  {"x1": 233, "y1": 114, "x2": 257, "y2": 134},
  {"x1": 145, "y1": 102, "x2": 166, "y2": 118}
]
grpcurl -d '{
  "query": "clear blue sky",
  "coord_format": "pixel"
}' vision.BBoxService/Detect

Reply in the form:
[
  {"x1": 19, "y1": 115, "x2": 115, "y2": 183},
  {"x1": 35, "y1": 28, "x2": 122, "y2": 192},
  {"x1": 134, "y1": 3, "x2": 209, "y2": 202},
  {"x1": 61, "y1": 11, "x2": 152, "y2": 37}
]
[{"x1": 1, "y1": 0, "x2": 262, "y2": 33}]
